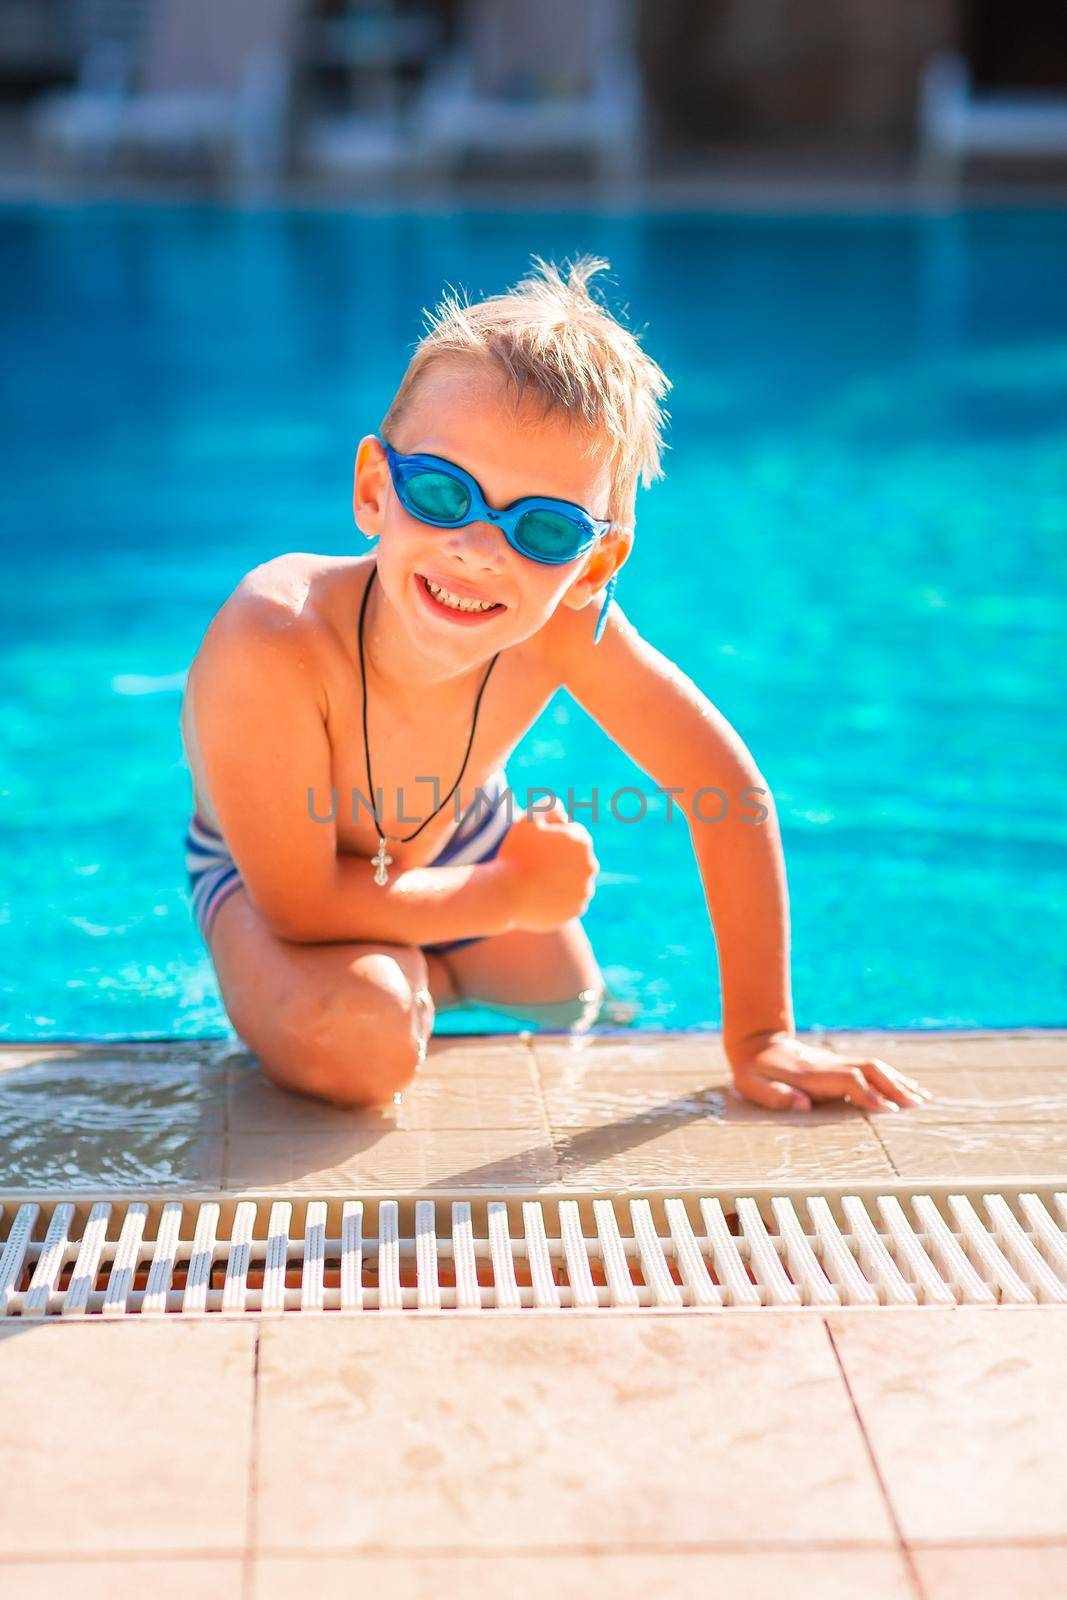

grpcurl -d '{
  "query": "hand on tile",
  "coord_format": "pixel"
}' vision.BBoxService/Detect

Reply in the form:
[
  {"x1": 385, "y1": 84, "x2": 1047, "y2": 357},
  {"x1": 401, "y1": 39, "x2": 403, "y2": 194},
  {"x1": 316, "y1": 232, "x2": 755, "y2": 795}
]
[{"x1": 727, "y1": 1032, "x2": 934, "y2": 1114}]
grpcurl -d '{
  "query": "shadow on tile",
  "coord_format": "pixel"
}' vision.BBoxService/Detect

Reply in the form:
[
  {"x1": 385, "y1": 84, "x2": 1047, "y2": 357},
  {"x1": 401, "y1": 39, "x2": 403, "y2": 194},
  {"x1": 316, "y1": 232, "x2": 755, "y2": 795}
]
[
  {"x1": 222, "y1": 1028, "x2": 898, "y2": 1193},
  {"x1": 224, "y1": 1038, "x2": 559, "y2": 1191}
]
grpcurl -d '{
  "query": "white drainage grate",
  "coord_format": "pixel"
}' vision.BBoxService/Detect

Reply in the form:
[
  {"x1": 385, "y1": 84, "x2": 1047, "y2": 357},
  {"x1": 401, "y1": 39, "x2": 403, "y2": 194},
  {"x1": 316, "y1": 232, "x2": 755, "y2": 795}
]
[{"x1": 2, "y1": 1187, "x2": 1067, "y2": 1317}]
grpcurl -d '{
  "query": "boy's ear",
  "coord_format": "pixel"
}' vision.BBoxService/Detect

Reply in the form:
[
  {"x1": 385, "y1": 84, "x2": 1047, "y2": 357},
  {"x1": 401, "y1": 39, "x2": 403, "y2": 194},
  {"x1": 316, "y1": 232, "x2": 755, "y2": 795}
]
[
  {"x1": 561, "y1": 526, "x2": 633, "y2": 611},
  {"x1": 353, "y1": 434, "x2": 389, "y2": 540}
]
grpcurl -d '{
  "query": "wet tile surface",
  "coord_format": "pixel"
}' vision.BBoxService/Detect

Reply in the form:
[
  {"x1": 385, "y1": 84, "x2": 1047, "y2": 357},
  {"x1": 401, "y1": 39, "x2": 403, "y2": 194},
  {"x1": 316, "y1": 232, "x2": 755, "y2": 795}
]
[
  {"x1": 884, "y1": 1068, "x2": 1067, "y2": 1125},
  {"x1": 227, "y1": 1054, "x2": 549, "y2": 1134},
  {"x1": 422, "y1": 1036, "x2": 542, "y2": 1077},
  {"x1": 878, "y1": 1122, "x2": 1067, "y2": 1179},
  {"x1": 824, "y1": 1031, "x2": 1067, "y2": 1071},
  {"x1": 253, "y1": 1549, "x2": 916, "y2": 1599},
  {"x1": 2, "y1": 1031, "x2": 1067, "y2": 1197},
  {"x1": 555, "y1": 1121, "x2": 896, "y2": 1186},
  {"x1": 254, "y1": 1317, "x2": 894, "y2": 1551},
  {"x1": 225, "y1": 1126, "x2": 562, "y2": 1192},
  {"x1": 0, "y1": 1321, "x2": 256, "y2": 1555},
  {"x1": 0, "y1": 1045, "x2": 227, "y2": 1190},
  {"x1": 0, "y1": 1130, "x2": 226, "y2": 1191},
  {"x1": 539, "y1": 1068, "x2": 869, "y2": 1129},
  {"x1": 828, "y1": 1309, "x2": 1067, "y2": 1542},
  {"x1": 222, "y1": 1035, "x2": 551, "y2": 1189}
]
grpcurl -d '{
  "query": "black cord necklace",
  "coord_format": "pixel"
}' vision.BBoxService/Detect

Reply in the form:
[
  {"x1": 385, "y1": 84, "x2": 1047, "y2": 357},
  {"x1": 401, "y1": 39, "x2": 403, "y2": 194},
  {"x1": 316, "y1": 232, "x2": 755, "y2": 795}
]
[{"x1": 358, "y1": 564, "x2": 500, "y2": 886}]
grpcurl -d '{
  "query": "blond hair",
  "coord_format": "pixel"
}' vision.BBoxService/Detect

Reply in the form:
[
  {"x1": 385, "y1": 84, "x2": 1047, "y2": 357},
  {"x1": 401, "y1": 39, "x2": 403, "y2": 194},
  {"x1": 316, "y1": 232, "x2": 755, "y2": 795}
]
[{"x1": 380, "y1": 254, "x2": 671, "y2": 529}]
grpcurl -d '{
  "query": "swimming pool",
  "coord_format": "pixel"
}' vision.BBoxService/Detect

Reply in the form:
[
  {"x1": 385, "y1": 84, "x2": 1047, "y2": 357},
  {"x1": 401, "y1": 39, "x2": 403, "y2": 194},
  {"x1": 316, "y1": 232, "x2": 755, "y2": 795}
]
[{"x1": 2, "y1": 203, "x2": 1065, "y2": 1040}]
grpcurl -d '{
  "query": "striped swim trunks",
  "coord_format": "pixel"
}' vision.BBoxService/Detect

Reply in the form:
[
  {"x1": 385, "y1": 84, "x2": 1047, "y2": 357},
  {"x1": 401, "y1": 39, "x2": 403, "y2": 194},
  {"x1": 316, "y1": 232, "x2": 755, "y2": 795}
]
[{"x1": 185, "y1": 767, "x2": 516, "y2": 952}]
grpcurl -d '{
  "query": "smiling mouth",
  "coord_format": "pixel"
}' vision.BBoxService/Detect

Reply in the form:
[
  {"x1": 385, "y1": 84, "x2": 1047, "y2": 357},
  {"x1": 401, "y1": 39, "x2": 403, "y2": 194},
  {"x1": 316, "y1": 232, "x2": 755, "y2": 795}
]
[{"x1": 416, "y1": 573, "x2": 506, "y2": 616}]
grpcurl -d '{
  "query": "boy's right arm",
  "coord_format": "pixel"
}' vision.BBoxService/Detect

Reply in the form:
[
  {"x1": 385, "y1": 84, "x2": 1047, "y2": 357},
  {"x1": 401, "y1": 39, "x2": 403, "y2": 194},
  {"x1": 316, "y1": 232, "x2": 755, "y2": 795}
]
[{"x1": 190, "y1": 602, "x2": 522, "y2": 946}]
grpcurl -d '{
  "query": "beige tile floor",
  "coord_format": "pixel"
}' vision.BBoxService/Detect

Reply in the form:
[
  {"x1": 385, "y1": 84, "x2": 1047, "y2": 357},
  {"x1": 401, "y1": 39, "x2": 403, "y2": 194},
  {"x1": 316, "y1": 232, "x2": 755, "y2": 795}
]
[
  {"x1": 3, "y1": 1028, "x2": 1066, "y2": 1195},
  {"x1": 1, "y1": 1028, "x2": 1066, "y2": 1598}
]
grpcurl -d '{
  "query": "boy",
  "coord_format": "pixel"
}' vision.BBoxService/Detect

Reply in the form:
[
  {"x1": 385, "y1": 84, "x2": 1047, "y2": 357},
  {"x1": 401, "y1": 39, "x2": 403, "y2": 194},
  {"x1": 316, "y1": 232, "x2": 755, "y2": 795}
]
[{"x1": 180, "y1": 255, "x2": 931, "y2": 1116}]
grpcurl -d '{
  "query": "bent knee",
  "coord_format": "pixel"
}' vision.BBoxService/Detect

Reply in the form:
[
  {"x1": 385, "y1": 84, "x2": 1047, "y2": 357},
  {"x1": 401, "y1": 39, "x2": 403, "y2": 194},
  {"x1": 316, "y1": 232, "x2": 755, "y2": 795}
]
[
  {"x1": 263, "y1": 953, "x2": 433, "y2": 1107},
  {"x1": 274, "y1": 997, "x2": 424, "y2": 1108}
]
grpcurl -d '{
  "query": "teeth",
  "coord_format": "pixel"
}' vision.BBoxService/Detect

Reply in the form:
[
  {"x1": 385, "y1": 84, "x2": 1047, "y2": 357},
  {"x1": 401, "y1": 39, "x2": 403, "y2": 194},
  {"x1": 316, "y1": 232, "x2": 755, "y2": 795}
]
[{"x1": 424, "y1": 577, "x2": 498, "y2": 613}]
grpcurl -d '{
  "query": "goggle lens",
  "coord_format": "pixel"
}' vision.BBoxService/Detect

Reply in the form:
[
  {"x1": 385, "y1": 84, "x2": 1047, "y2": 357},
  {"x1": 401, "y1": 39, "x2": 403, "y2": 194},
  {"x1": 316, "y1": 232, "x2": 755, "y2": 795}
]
[
  {"x1": 403, "y1": 469, "x2": 471, "y2": 523},
  {"x1": 515, "y1": 508, "x2": 587, "y2": 560}
]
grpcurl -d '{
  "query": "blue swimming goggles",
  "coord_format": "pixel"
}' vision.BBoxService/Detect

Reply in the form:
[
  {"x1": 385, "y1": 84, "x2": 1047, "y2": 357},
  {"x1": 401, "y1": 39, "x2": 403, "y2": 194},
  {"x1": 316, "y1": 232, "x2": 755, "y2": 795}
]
[
  {"x1": 381, "y1": 436, "x2": 618, "y2": 640},
  {"x1": 383, "y1": 438, "x2": 611, "y2": 561}
]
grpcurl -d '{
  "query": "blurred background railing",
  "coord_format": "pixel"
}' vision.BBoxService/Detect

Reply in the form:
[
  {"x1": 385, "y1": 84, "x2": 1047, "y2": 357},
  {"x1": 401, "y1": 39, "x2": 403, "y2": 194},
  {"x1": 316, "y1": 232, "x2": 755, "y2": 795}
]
[{"x1": 0, "y1": 0, "x2": 1065, "y2": 201}]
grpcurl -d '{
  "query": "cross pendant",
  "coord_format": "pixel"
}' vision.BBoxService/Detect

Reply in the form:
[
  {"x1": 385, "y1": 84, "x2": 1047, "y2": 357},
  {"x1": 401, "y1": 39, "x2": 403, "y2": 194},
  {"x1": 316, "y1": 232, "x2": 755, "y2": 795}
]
[{"x1": 372, "y1": 835, "x2": 393, "y2": 886}]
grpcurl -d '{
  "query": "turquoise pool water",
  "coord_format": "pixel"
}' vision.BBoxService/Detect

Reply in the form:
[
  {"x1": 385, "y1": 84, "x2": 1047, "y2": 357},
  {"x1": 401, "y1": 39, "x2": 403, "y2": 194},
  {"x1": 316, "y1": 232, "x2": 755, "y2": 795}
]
[{"x1": 2, "y1": 203, "x2": 1065, "y2": 1040}]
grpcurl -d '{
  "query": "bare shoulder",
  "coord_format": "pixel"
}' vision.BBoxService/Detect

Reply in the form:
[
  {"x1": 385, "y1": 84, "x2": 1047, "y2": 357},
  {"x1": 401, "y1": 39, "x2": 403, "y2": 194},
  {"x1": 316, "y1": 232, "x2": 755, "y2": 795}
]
[
  {"x1": 191, "y1": 552, "x2": 361, "y2": 681},
  {"x1": 180, "y1": 554, "x2": 361, "y2": 814},
  {"x1": 183, "y1": 555, "x2": 364, "y2": 755}
]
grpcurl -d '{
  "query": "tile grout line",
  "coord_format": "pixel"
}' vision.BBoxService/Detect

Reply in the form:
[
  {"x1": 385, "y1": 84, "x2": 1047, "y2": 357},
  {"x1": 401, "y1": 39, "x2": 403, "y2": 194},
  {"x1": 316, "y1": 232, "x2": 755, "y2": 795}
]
[
  {"x1": 526, "y1": 1035, "x2": 567, "y2": 1181},
  {"x1": 525, "y1": 1034, "x2": 556, "y2": 1146},
  {"x1": 5, "y1": 1537, "x2": 1067, "y2": 1567},
  {"x1": 823, "y1": 1319, "x2": 927, "y2": 1600},
  {"x1": 248, "y1": 1537, "x2": 917, "y2": 1559},
  {"x1": 864, "y1": 1111, "x2": 903, "y2": 1178},
  {"x1": 242, "y1": 1326, "x2": 263, "y2": 1600}
]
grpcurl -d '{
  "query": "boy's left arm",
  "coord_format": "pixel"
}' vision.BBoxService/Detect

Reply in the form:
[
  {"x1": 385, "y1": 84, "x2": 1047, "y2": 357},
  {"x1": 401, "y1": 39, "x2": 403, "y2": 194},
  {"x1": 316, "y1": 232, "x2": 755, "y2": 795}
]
[{"x1": 560, "y1": 603, "x2": 931, "y2": 1112}]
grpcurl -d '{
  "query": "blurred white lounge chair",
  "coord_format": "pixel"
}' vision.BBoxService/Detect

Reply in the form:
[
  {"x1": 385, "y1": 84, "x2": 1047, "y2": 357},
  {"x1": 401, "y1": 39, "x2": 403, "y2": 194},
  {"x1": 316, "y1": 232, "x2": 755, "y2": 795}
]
[
  {"x1": 297, "y1": 1, "x2": 442, "y2": 181},
  {"x1": 33, "y1": 0, "x2": 303, "y2": 185},
  {"x1": 919, "y1": 49, "x2": 1067, "y2": 188},
  {"x1": 411, "y1": 0, "x2": 646, "y2": 187}
]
